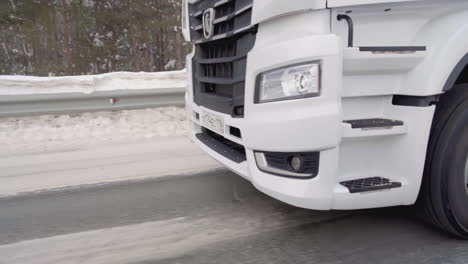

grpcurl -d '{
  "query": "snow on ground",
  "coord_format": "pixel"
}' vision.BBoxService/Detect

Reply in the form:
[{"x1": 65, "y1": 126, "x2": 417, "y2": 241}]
[
  {"x1": 0, "y1": 71, "x2": 213, "y2": 196},
  {"x1": 0, "y1": 107, "x2": 189, "y2": 155},
  {"x1": 0, "y1": 136, "x2": 221, "y2": 197},
  {"x1": 0, "y1": 70, "x2": 187, "y2": 95},
  {"x1": 0, "y1": 106, "x2": 223, "y2": 197}
]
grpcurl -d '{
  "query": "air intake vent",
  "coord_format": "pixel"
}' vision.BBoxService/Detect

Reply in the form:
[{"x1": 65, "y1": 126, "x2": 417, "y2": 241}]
[{"x1": 189, "y1": 0, "x2": 256, "y2": 118}]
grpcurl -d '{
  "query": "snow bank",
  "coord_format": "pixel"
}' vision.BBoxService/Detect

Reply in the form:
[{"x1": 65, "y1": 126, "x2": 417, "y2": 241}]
[
  {"x1": 0, "y1": 107, "x2": 190, "y2": 155},
  {"x1": 0, "y1": 70, "x2": 187, "y2": 95},
  {"x1": 0, "y1": 137, "x2": 221, "y2": 197}
]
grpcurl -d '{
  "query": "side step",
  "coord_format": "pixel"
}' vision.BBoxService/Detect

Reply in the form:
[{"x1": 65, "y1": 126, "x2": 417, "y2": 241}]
[
  {"x1": 344, "y1": 118, "x2": 403, "y2": 129},
  {"x1": 342, "y1": 118, "x2": 406, "y2": 138},
  {"x1": 340, "y1": 177, "x2": 402, "y2": 193}
]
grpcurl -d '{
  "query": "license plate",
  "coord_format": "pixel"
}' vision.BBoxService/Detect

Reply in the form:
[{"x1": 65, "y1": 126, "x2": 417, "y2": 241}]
[{"x1": 202, "y1": 111, "x2": 224, "y2": 134}]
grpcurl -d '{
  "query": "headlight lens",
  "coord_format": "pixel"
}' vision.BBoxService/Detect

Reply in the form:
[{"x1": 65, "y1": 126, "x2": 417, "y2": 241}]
[{"x1": 256, "y1": 62, "x2": 321, "y2": 103}]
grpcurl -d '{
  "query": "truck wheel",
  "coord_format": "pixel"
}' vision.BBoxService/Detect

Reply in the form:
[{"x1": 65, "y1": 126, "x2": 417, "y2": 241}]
[{"x1": 418, "y1": 84, "x2": 468, "y2": 238}]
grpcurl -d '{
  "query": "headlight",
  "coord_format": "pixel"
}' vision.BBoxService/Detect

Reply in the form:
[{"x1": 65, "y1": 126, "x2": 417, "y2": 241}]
[{"x1": 255, "y1": 62, "x2": 321, "y2": 103}]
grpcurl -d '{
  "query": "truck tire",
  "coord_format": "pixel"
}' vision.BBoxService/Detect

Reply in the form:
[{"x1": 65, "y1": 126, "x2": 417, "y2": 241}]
[{"x1": 418, "y1": 84, "x2": 468, "y2": 238}]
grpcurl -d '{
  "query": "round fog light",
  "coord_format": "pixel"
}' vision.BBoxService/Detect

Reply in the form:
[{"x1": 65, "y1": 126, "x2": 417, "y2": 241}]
[{"x1": 290, "y1": 155, "x2": 304, "y2": 172}]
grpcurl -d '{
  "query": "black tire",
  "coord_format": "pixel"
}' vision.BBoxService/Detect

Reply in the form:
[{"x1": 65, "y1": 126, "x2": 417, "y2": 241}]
[{"x1": 418, "y1": 84, "x2": 468, "y2": 238}]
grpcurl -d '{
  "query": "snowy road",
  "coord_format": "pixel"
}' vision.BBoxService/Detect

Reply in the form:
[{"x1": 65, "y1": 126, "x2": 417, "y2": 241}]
[
  {"x1": 0, "y1": 169, "x2": 342, "y2": 263},
  {"x1": 1, "y1": 169, "x2": 467, "y2": 264},
  {"x1": 1, "y1": 108, "x2": 467, "y2": 263}
]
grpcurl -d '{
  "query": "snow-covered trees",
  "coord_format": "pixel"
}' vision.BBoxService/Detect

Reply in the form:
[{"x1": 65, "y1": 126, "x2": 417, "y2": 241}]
[{"x1": 0, "y1": 0, "x2": 190, "y2": 76}]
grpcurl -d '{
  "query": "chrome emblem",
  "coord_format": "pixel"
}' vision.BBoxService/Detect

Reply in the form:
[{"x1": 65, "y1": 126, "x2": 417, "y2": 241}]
[{"x1": 202, "y1": 8, "x2": 215, "y2": 39}]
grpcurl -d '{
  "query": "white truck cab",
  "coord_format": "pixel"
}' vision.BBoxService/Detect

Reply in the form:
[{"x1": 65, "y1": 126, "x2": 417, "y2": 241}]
[{"x1": 182, "y1": 0, "x2": 468, "y2": 238}]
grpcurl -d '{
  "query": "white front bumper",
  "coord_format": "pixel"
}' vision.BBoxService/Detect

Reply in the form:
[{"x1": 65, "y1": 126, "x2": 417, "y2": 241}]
[{"x1": 186, "y1": 29, "x2": 346, "y2": 210}]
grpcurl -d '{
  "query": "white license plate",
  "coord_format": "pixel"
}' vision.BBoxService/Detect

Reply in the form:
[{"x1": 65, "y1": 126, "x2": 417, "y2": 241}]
[{"x1": 202, "y1": 111, "x2": 225, "y2": 134}]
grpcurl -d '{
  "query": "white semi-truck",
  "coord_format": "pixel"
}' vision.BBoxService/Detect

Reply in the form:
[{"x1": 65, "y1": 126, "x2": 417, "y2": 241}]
[{"x1": 182, "y1": 0, "x2": 468, "y2": 238}]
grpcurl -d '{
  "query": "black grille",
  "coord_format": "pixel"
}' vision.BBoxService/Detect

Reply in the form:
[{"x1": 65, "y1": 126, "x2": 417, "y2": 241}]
[
  {"x1": 196, "y1": 128, "x2": 246, "y2": 163},
  {"x1": 189, "y1": 0, "x2": 256, "y2": 117}
]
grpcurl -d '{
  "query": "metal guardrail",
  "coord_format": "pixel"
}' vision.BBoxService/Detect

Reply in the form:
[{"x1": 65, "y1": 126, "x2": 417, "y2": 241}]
[{"x1": 0, "y1": 88, "x2": 186, "y2": 118}]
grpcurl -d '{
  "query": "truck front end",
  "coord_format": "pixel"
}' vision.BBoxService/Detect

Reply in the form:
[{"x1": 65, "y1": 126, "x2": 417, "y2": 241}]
[
  {"x1": 183, "y1": 0, "x2": 342, "y2": 210},
  {"x1": 182, "y1": 0, "x2": 432, "y2": 211},
  {"x1": 180, "y1": 0, "x2": 468, "y2": 238}
]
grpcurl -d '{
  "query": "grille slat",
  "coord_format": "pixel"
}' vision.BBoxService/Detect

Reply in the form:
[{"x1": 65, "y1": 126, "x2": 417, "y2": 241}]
[
  {"x1": 214, "y1": 0, "x2": 232, "y2": 8},
  {"x1": 189, "y1": 0, "x2": 255, "y2": 118},
  {"x1": 189, "y1": 0, "x2": 253, "y2": 42},
  {"x1": 194, "y1": 26, "x2": 255, "y2": 44},
  {"x1": 198, "y1": 76, "x2": 244, "y2": 85}
]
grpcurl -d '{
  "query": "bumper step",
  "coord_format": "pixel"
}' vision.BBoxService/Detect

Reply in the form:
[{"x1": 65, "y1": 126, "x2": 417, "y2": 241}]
[
  {"x1": 340, "y1": 177, "x2": 402, "y2": 193},
  {"x1": 344, "y1": 118, "x2": 404, "y2": 129}
]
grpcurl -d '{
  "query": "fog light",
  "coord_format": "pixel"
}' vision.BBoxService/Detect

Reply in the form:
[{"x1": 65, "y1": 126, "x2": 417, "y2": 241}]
[
  {"x1": 254, "y1": 152, "x2": 319, "y2": 179},
  {"x1": 290, "y1": 156, "x2": 304, "y2": 172}
]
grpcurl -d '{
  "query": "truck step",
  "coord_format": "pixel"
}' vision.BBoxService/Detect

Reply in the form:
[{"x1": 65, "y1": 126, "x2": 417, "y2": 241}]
[
  {"x1": 340, "y1": 177, "x2": 402, "y2": 193},
  {"x1": 342, "y1": 118, "x2": 407, "y2": 138},
  {"x1": 344, "y1": 118, "x2": 404, "y2": 129}
]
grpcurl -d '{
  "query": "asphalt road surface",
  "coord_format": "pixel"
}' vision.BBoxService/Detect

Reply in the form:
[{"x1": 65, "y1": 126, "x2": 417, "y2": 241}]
[{"x1": 1, "y1": 169, "x2": 467, "y2": 264}]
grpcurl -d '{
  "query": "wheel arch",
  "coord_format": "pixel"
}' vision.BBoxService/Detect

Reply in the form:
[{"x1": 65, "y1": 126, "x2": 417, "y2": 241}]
[
  {"x1": 401, "y1": 9, "x2": 468, "y2": 96},
  {"x1": 443, "y1": 53, "x2": 468, "y2": 92}
]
